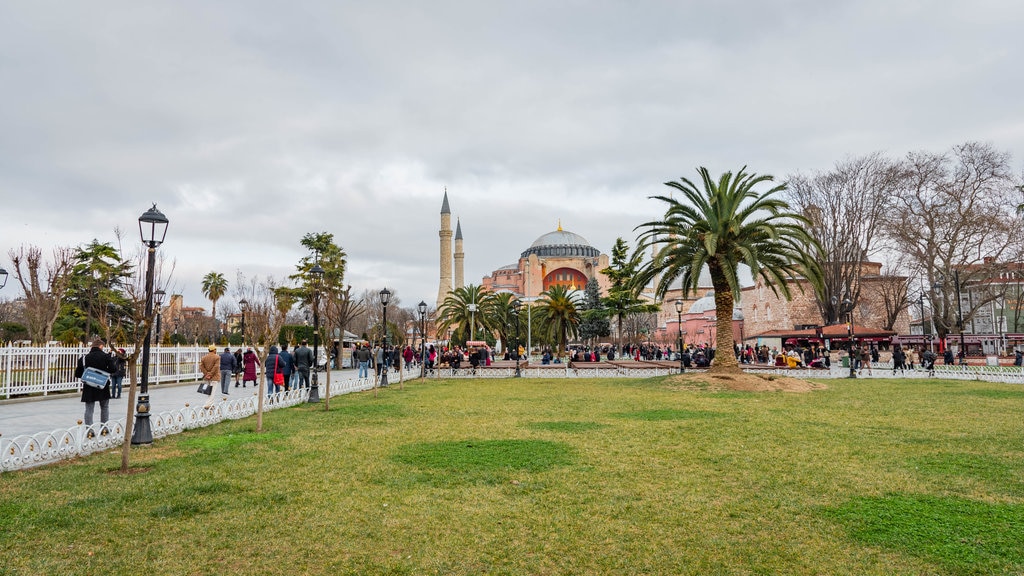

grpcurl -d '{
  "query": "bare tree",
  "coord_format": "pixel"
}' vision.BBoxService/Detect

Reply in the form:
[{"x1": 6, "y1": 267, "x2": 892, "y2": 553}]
[
  {"x1": 6, "y1": 245, "x2": 75, "y2": 343},
  {"x1": 786, "y1": 153, "x2": 901, "y2": 325},
  {"x1": 883, "y1": 142, "x2": 1024, "y2": 338},
  {"x1": 876, "y1": 260, "x2": 911, "y2": 331}
]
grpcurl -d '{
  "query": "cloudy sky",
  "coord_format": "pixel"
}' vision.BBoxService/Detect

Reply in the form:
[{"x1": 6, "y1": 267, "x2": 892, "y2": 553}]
[{"x1": 2, "y1": 1, "x2": 1022, "y2": 314}]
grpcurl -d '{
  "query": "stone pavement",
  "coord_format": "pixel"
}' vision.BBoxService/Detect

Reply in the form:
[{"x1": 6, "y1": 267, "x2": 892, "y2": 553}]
[{"x1": 0, "y1": 367, "x2": 359, "y2": 439}]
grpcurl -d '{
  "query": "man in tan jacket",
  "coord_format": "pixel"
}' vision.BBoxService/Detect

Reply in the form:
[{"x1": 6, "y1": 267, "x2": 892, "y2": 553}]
[{"x1": 199, "y1": 344, "x2": 221, "y2": 408}]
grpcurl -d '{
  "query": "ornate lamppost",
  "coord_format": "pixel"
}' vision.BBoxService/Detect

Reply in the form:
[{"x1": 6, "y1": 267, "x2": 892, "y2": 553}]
[
  {"x1": 954, "y1": 270, "x2": 967, "y2": 365},
  {"x1": 418, "y1": 301, "x2": 428, "y2": 378},
  {"x1": 239, "y1": 298, "x2": 249, "y2": 346},
  {"x1": 512, "y1": 299, "x2": 522, "y2": 377},
  {"x1": 308, "y1": 262, "x2": 324, "y2": 403},
  {"x1": 675, "y1": 299, "x2": 685, "y2": 374},
  {"x1": 467, "y1": 301, "x2": 478, "y2": 341},
  {"x1": 380, "y1": 287, "x2": 391, "y2": 387},
  {"x1": 132, "y1": 204, "x2": 168, "y2": 445},
  {"x1": 844, "y1": 297, "x2": 856, "y2": 379}
]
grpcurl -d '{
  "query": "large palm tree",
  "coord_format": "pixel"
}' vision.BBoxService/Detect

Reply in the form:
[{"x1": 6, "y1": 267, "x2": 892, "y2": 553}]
[
  {"x1": 201, "y1": 271, "x2": 228, "y2": 321},
  {"x1": 536, "y1": 284, "x2": 581, "y2": 360},
  {"x1": 437, "y1": 285, "x2": 495, "y2": 345},
  {"x1": 635, "y1": 166, "x2": 821, "y2": 374}
]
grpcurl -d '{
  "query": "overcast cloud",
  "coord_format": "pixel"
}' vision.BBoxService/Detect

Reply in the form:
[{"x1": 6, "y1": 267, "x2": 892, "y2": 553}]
[{"x1": 2, "y1": 1, "x2": 1022, "y2": 313}]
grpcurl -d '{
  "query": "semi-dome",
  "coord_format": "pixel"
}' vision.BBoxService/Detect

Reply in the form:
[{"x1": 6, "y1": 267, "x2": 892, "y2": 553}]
[
  {"x1": 688, "y1": 290, "x2": 743, "y2": 319},
  {"x1": 521, "y1": 226, "x2": 600, "y2": 259}
]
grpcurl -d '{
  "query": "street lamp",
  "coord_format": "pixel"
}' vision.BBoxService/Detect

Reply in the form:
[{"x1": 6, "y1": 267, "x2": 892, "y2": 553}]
[
  {"x1": 308, "y1": 262, "x2": 324, "y2": 403},
  {"x1": 239, "y1": 298, "x2": 249, "y2": 346},
  {"x1": 844, "y1": 298, "x2": 856, "y2": 379},
  {"x1": 418, "y1": 301, "x2": 428, "y2": 378},
  {"x1": 954, "y1": 270, "x2": 967, "y2": 365},
  {"x1": 154, "y1": 289, "x2": 166, "y2": 345},
  {"x1": 0, "y1": 265, "x2": 8, "y2": 289},
  {"x1": 132, "y1": 204, "x2": 168, "y2": 445},
  {"x1": 675, "y1": 299, "x2": 685, "y2": 374},
  {"x1": 935, "y1": 271, "x2": 968, "y2": 365},
  {"x1": 380, "y1": 287, "x2": 391, "y2": 387},
  {"x1": 512, "y1": 299, "x2": 522, "y2": 377},
  {"x1": 467, "y1": 302, "x2": 478, "y2": 341}
]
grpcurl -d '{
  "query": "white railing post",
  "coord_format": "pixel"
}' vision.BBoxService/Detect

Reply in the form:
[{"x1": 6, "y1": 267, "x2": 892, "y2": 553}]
[{"x1": 3, "y1": 343, "x2": 10, "y2": 399}]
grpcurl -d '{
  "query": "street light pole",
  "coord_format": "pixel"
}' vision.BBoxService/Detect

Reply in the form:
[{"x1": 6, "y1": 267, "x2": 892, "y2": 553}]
[
  {"x1": 844, "y1": 298, "x2": 856, "y2": 379},
  {"x1": 0, "y1": 265, "x2": 8, "y2": 289},
  {"x1": 512, "y1": 299, "x2": 522, "y2": 377},
  {"x1": 675, "y1": 299, "x2": 685, "y2": 373},
  {"x1": 379, "y1": 288, "x2": 391, "y2": 387},
  {"x1": 418, "y1": 301, "x2": 428, "y2": 379},
  {"x1": 955, "y1": 269, "x2": 967, "y2": 365},
  {"x1": 467, "y1": 301, "x2": 478, "y2": 341},
  {"x1": 132, "y1": 204, "x2": 168, "y2": 445},
  {"x1": 308, "y1": 262, "x2": 324, "y2": 403},
  {"x1": 239, "y1": 298, "x2": 248, "y2": 346}
]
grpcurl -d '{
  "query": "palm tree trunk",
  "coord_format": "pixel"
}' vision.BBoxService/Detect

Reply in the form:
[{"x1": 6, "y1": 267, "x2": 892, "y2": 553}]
[{"x1": 710, "y1": 269, "x2": 740, "y2": 374}]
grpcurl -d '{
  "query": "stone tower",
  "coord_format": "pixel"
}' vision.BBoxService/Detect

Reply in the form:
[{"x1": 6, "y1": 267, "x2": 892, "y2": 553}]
[
  {"x1": 437, "y1": 190, "x2": 454, "y2": 308},
  {"x1": 454, "y1": 219, "x2": 465, "y2": 290}
]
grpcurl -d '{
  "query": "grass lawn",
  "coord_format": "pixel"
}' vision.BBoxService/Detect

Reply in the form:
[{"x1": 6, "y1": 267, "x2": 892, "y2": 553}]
[{"x1": 1, "y1": 376, "x2": 1022, "y2": 575}]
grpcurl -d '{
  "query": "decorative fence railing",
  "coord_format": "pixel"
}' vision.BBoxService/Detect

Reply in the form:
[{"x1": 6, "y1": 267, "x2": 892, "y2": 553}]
[
  {"x1": 0, "y1": 369, "x2": 411, "y2": 473},
  {"x1": 5, "y1": 358, "x2": 1022, "y2": 473},
  {"x1": 0, "y1": 344, "x2": 208, "y2": 399}
]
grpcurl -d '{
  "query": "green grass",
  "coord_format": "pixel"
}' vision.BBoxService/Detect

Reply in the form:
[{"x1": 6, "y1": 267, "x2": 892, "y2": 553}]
[{"x1": 1, "y1": 376, "x2": 1022, "y2": 575}]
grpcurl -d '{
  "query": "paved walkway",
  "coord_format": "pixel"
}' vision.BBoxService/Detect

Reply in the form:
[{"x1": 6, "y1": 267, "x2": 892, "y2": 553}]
[{"x1": 0, "y1": 368, "x2": 360, "y2": 439}]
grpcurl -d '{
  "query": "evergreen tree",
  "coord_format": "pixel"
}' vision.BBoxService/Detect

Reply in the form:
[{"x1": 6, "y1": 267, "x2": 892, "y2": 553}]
[{"x1": 578, "y1": 276, "x2": 610, "y2": 343}]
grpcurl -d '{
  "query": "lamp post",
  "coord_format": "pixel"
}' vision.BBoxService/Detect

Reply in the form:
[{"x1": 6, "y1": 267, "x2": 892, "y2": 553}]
[
  {"x1": 467, "y1": 302, "x2": 478, "y2": 341},
  {"x1": 418, "y1": 301, "x2": 428, "y2": 378},
  {"x1": 675, "y1": 299, "x2": 685, "y2": 373},
  {"x1": 935, "y1": 271, "x2": 968, "y2": 364},
  {"x1": 844, "y1": 297, "x2": 856, "y2": 379},
  {"x1": 0, "y1": 265, "x2": 8, "y2": 289},
  {"x1": 132, "y1": 204, "x2": 168, "y2": 445},
  {"x1": 154, "y1": 289, "x2": 165, "y2": 345},
  {"x1": 955, "y1": 269, "x2": 967, "y2": 365},
  {"x1": 308, "y1": 262, "x2": 324, "y2": 402},
  {"x1": 380, "y1": 287, "x2": 391, "y2": 387},
  {"x1": 512, "y1": 299, "x2": 522, "y2": 377},
  {"x1": 239, "y1": 298, "x2": 249, "y2": 346}
]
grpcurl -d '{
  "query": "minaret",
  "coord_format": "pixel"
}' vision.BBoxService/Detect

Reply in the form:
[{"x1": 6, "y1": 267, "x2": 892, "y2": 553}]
[
  {"x1": 454, "y1": 219, "x2": 465, "y2": 290},
  {"x1": 437, "y1": 190, "x2": 454, "y2": 308}
]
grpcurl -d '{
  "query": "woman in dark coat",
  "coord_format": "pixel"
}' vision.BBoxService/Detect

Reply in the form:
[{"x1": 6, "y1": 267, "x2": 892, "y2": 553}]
[
  {"x1": 242, "y1": 346, "x2": 259, "y2": 388},
  {"x1": 264, "y1": 345, "x2": 282, "y2": 395},
  {"x1": 75, "y1": 338, "x2": 117, "y2": 426}
]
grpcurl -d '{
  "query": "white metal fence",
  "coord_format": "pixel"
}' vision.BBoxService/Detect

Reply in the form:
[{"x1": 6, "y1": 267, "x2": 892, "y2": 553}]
[
  {"x1": 0, "y1": 368, "x2": 411, "y2": 473},
  {"x1": 0, "y1": 344, "x2": 208, "y2": 399}
]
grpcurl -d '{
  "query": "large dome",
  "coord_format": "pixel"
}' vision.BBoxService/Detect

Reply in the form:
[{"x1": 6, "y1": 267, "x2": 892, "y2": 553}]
[{"x1": 521, "y1": 228, "x2": 600, "y2": 259}]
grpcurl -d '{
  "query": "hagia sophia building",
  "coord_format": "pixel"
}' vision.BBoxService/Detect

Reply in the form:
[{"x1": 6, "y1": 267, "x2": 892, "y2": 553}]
[
  {"x1": 435, "y1": 190, "x2": 910, "y2": 352},
  {"x1": 435, "y1": 190, "x2": 613, "y2": 308}
]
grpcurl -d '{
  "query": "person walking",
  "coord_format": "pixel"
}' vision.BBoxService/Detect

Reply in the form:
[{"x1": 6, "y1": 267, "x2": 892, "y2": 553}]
[
  {"x1": 892, "y1": 344, "x2": 906, "y2": 374},
  {"x1": 375, "y1": 344, "x2": 389, "y2": 387},
  {"x1": 278, "y1": 343, "x2": 294, "y2": 391},
  {"x1": 199, "y1": 345, "x2": 221, "y2": 409},
  {"x1": 233, "y1": 348, "x2": 243, "y2": 386},
  {"x1": 265, "y1": 345, "x2": 283, "y2": 396},
  {"x1": 109, "y1": 347, "x2": 127, "y2": 399},
  {"x1": 75, "y1": 338, "x2": 116, "y2": 427},
  {"x1": 218, "y1": 346, "x2": 236, "y2": 395},
  {"x1": 859, "y1": 346, "x2": 873, "y2": 376},
  {"x1": 242, "y1": 346, "x2": 259, "y2": 388},
  {"x1": 293, "y1": 339, "x2": 314, "y2": 389},
  {"x1": 355, "y1": 344, "x2": 371, "y2": 379}
]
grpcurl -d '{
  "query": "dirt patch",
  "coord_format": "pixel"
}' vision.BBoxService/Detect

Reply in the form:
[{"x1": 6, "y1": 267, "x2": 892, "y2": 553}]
[{"x1": 667, "y1": 371, "x2": 827, "y2": 393}]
